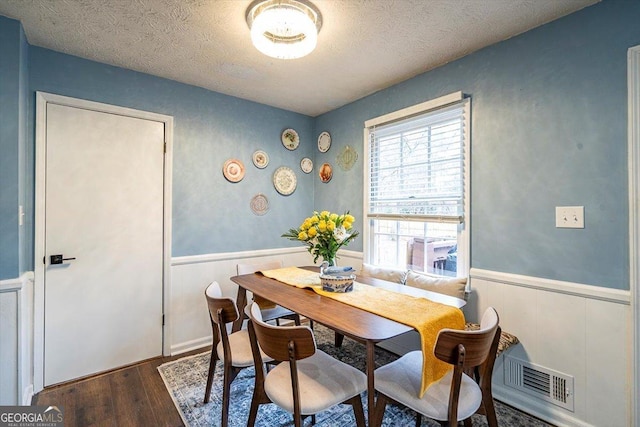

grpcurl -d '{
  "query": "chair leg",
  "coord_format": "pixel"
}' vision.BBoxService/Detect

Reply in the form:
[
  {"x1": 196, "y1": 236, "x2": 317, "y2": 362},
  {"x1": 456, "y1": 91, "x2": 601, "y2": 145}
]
[
  {"x1": 415, "y1": 412, "x2": 422, "y2": 427},
  {"x1": 463, "y1": 418, "x2": 473, "y2": 427},
  {"x1": 334, "y1": 332, "x2": 345, "y2": 347},
  {"x1": 247, "y1": 395, "x2": 259, "y2": 427},
  {"x1": 247, "y1": 374, "x2": 266, "y2": 426},
  {"x1": 347, "y1": 395, "x2": 366, "y2": 427},
  {"x1": 372, "y1": 393, "x2": 388, "y2": 427},
  {"x1": 203, "y1": 349, "x2": 217, "y2": 403},
  {"x1": 482, "y1": 393, "x2": 498, "y2": 427},
  {"x1": 293, "y1": 413, "x2": 303, "y2": 427},
  {"x1": 220, "y1": 363, "x2": 234, "y2": 427}
]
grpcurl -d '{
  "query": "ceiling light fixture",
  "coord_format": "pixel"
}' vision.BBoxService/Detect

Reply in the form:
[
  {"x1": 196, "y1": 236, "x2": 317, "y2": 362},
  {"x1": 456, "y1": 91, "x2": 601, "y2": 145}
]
[{"x1": 246, "y1": 0, "x2": 323, "y2": 60}]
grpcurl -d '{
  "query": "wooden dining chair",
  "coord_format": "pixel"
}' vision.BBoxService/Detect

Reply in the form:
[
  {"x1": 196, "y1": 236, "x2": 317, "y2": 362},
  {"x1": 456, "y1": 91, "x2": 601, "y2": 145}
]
[
  {"x1": 246, "y1": 302, "x2": 367, "y2": 427},
  {"x1": 237, "y1": 261, "x2": 301, "y2": 326},
  {"x1": 203, "y1": 281, "x2": 273, "y2": 427},
  {"x1": 372, "y1": 307, "x2": 500, "y2": 427}
]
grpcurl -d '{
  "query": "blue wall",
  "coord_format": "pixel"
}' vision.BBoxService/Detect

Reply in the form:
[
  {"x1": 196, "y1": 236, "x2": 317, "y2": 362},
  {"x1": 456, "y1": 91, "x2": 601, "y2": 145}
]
[
  {"x1": 0, "y1": 16, "x2": 26, "y2": 279},
  {"x1": 1, "y1": 0, "x2": 638, "y2": 289},
  {"x1": 315, "y1": 0, "x2": 640, "y2": 289},
  {"x1": 26, "y1": 47, "x2": 315, "y2": 264}
]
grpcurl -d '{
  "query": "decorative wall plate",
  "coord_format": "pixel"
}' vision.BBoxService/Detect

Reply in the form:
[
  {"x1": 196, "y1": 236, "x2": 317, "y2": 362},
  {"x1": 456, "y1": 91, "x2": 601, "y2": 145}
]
[
  {"x1": 281, "y1": 128, "x2": 299, "y2": 150},
  {"x1": 250, "y1": 193, "x2": 269, "y2": 216},
  {"x1": 300, "y1": 157, "x2": 313, "y2": 174},
  {"x1": 317, "y1": 131, "x2": 331, "y2": 153},
  {"x1": 273, "y1": 166, "x2": 297, "y2": 195},
  {"x1": 222, "y1": 158, "x2": 245, "y2": 182},
  {"x1": 337, "y1": 145, "x2": 358, "y2": 171},
  {"x1": 252, "y1": 150, "x2": 269, "y2": 169},
  {"x1": 319, "y1": 162, "x2": 333, "y2": 183}
]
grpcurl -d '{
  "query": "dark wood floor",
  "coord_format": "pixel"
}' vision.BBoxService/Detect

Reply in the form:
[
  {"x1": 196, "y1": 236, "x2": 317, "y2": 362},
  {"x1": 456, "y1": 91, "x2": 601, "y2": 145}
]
[{"x1": 32, "y1": 347, "x2": 209, "y2": 427}]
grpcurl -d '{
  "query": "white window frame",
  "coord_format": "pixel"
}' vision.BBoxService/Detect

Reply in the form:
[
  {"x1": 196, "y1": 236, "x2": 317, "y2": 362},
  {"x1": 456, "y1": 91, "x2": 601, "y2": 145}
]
[{"x1": 362, "y1": 91, "x2": 470, "y2": 276}]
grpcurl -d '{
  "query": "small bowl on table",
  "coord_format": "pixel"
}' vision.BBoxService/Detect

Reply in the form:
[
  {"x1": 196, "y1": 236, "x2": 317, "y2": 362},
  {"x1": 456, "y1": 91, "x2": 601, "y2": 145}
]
[{"x1": 320, "y1": 273, "x2": 356, "y2": 293}]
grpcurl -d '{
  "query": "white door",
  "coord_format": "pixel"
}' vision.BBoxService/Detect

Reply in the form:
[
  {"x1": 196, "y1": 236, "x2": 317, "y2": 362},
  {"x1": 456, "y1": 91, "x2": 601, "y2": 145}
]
[{"x1": 43, "y1": 102, "x2": 165, "y2": 386}]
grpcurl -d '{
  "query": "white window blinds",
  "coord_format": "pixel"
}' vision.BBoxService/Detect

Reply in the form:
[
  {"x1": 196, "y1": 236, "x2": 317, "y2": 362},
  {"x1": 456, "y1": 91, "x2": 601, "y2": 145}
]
[{"x1": 367, "y1": 101, "x2": 467, "y2": 224}]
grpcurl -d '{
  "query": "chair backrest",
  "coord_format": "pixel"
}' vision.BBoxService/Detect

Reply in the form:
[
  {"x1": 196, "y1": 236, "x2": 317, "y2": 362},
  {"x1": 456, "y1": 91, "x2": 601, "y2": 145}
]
[
  {"x1": 434, "y1": 307, "x2": 499, "y2": 369},
  {"x1": 247, "y1": 302, "x2": 315, "y2": 362},
  {"x1": 237, "y1": 260, "x2": 283, "y2": 275},
  {"x1": 237, "y1": 261, "x2": 284, "y2": 308},
  {"x1": 433, "y1": 307, "x2": 500, "y2": 424},
  {"x1": 204, "y1": 281, "x2": 239, "y2": 326}
]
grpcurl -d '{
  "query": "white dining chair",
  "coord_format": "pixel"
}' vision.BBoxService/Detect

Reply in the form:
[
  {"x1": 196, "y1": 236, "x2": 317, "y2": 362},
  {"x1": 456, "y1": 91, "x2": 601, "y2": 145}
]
[
  {"x1": 372, "y1": 307, "x2": 500, "y2": 427},
  {"x1": 246, "y1": 302, "x2": 367, "y2": 427},
  {"x1": 203, "y1": 281, "x2": 273, "y2": 427},
  {"x1": 237, "y1": 261, "x2": 302, "y2": 326}
]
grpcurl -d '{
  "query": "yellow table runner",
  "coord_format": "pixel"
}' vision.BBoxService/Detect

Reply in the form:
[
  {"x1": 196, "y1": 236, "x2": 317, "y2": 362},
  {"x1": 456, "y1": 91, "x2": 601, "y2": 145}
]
[{"x1": 260, "y1": 266, "x2": 465, "y2": 397}]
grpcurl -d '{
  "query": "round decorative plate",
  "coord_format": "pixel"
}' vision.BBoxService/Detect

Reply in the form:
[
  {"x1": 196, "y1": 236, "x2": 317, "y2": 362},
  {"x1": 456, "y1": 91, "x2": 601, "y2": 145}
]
[
  {"x1": 317, "y1": 131, "x2": 331, "y2": 153},
  {"x1": 222, "y1": 158, "x2": 245, "y2": 183},
  {"x1": 252, "y1": 150, "x2": 269, "y2": 169},
  {"x1": 250, "y1": 193, "x2": 269, "y2": 216},
  {"x1": 337, "y1": 145, "x2": 358, "y2": 171},
  {"x1": 281, "y1": 128, "x2": 299, "y2": 151},
  {"x1": 319, "y1": 162, "x2": 333, "y2": 183},
  {"x1": 300, "y1": 157, "x2": 313, "y2": 174},
  {"x1": 273, "y1": 166, "x2": 297, "y2": 195}
]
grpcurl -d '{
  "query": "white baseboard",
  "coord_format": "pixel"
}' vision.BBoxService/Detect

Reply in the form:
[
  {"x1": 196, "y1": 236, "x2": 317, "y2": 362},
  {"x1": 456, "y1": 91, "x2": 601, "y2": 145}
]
[
  {"x1": 170, "y1": 337, "x2": 211, "y2": 356},
  {"x1": 493, "y1": 385, "x2": 596, "y2": 427}
]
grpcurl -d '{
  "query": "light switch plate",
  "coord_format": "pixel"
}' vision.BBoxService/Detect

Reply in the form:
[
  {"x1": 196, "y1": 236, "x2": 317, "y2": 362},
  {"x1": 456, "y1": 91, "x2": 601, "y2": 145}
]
[{"x1": 555, "y1": 206, "x2": 584, "y2": 228}]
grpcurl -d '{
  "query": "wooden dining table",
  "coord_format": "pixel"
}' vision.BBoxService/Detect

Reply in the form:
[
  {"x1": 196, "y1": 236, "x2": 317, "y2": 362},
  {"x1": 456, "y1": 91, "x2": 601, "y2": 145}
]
[{"x1": 230, "y1": 266, "x2": 466, "y2": 426}]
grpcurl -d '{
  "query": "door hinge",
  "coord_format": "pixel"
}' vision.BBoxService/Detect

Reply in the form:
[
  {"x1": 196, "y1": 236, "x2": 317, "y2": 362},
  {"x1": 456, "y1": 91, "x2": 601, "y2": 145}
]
[
  {"x1": 43, "y1": 256, "x2": 46, "y2": 265},
  {"x1": 163, "y1": 142, "x2": 167, "y2": 153},
  {"x1": 162, "y1": 314, "x2": 165, "y2": 326}
]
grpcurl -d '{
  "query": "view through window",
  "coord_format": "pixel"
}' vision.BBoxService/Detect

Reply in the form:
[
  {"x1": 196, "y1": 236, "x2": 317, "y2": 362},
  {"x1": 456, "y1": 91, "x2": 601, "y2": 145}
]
[{"x1": 364, "y1": 92, "x2": 469, "y2": 276}]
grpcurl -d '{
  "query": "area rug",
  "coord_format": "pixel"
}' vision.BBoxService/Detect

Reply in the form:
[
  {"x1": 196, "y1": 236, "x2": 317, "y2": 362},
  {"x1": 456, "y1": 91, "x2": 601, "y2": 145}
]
[{"x1": 158, "y1": 325, "x2": 552, "y2": 427}]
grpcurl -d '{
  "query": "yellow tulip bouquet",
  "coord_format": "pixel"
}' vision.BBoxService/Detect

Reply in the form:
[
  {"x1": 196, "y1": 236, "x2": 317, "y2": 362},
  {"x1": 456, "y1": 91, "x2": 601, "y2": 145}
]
[{"x1": 282, "y1": 210, "x2": 359, "y2": 265}]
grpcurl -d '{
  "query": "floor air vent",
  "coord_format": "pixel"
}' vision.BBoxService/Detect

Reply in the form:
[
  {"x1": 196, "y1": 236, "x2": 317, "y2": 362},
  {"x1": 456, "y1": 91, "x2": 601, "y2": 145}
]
[{"x1": 504, "y1": 356, "x2": 574, "y2": 411}]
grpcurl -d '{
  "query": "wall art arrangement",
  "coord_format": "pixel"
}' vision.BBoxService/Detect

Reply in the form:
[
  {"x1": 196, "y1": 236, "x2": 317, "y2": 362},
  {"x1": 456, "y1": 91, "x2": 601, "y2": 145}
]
[
  {"x1": 319, "y1": 162, "x2": 332, "y2": 183},
  {"x1": 337, "y1": 145, "x2": 357, "y2": 171},
  {"x1": 252, "y1": 150, "x2": 269, "y2": 169},
  {"x1": 224, "y1": 127, "x2": 311, "y2": 216},
  {"x1": 222, "y1": 158, "x2": 245, "y2": 182},
  {"x1": 300, "y1": 157, "x2": 313, "y2": 173},
  {"x1": 250, "y1": 193, "x2": 269, "y2": 216},
  {"x1": 317, "y1": 131, "x2": 331, "y2": 152},
  {"x1": 281, "y1": 128, "x2": 299, "y2": 150},
  {"x1": 273, "y1": 166, "x2": 297, "y2": 195}
]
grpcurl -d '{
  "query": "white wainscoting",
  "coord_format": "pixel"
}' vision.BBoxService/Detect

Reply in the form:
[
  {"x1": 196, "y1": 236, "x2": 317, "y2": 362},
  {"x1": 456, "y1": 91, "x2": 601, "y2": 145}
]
[
  {"x1": 169, "y1": 247, "x2": 364, "y2": 355},
  {"x1": 169, "y1": 252, "x2": 635, "y2": 426},
  {"x1": 469, "y1": 268, "x2": 630, "y2": 427},
  {"x1": 0, "y1": 272, "x2": 34, "y2": 406}
]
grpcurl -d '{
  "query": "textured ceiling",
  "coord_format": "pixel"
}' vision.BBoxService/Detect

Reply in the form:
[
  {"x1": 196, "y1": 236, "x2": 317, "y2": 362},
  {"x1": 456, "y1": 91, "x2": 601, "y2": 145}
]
[{"x1": 0, "y1": 0, "x2": 598, "y2": 116}]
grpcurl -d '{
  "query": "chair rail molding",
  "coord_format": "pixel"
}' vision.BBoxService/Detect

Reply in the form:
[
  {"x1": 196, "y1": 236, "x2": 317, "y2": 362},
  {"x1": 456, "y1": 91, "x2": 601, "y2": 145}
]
[
  {"x1": 469, "y1": 268, "x2": 630, "y2": 304},
  {"x1": 628, "y1": 44, "x2": 640, "y2": 427}
]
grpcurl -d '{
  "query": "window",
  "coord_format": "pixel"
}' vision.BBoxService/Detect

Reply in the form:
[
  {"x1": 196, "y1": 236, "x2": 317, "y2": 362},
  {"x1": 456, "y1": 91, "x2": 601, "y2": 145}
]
[{"x1": 364, "y1": 92, "x2": 470, "y2": 277}]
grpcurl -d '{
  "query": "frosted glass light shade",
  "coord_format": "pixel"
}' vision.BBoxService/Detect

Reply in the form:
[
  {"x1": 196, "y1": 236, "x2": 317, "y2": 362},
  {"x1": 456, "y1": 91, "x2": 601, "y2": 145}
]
[{"x1": 246, "y1": 0, "x2": 322, "y2": 60}]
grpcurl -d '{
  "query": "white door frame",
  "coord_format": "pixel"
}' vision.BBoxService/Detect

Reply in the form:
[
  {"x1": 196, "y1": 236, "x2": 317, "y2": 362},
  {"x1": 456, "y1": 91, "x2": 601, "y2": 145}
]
[
  {"x1": 628, "y1": 45, "x2": 640, "y2": 427},
  {"x1": 33, "y1": 92, "x2": 173, "y2": 393}
]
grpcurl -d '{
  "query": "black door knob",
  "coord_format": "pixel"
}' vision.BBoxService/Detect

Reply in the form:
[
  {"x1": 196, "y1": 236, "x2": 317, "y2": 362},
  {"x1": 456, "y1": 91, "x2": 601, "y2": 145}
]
[{"x1": 50, "y1": 254, "x2": 76, "y2": 265}]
